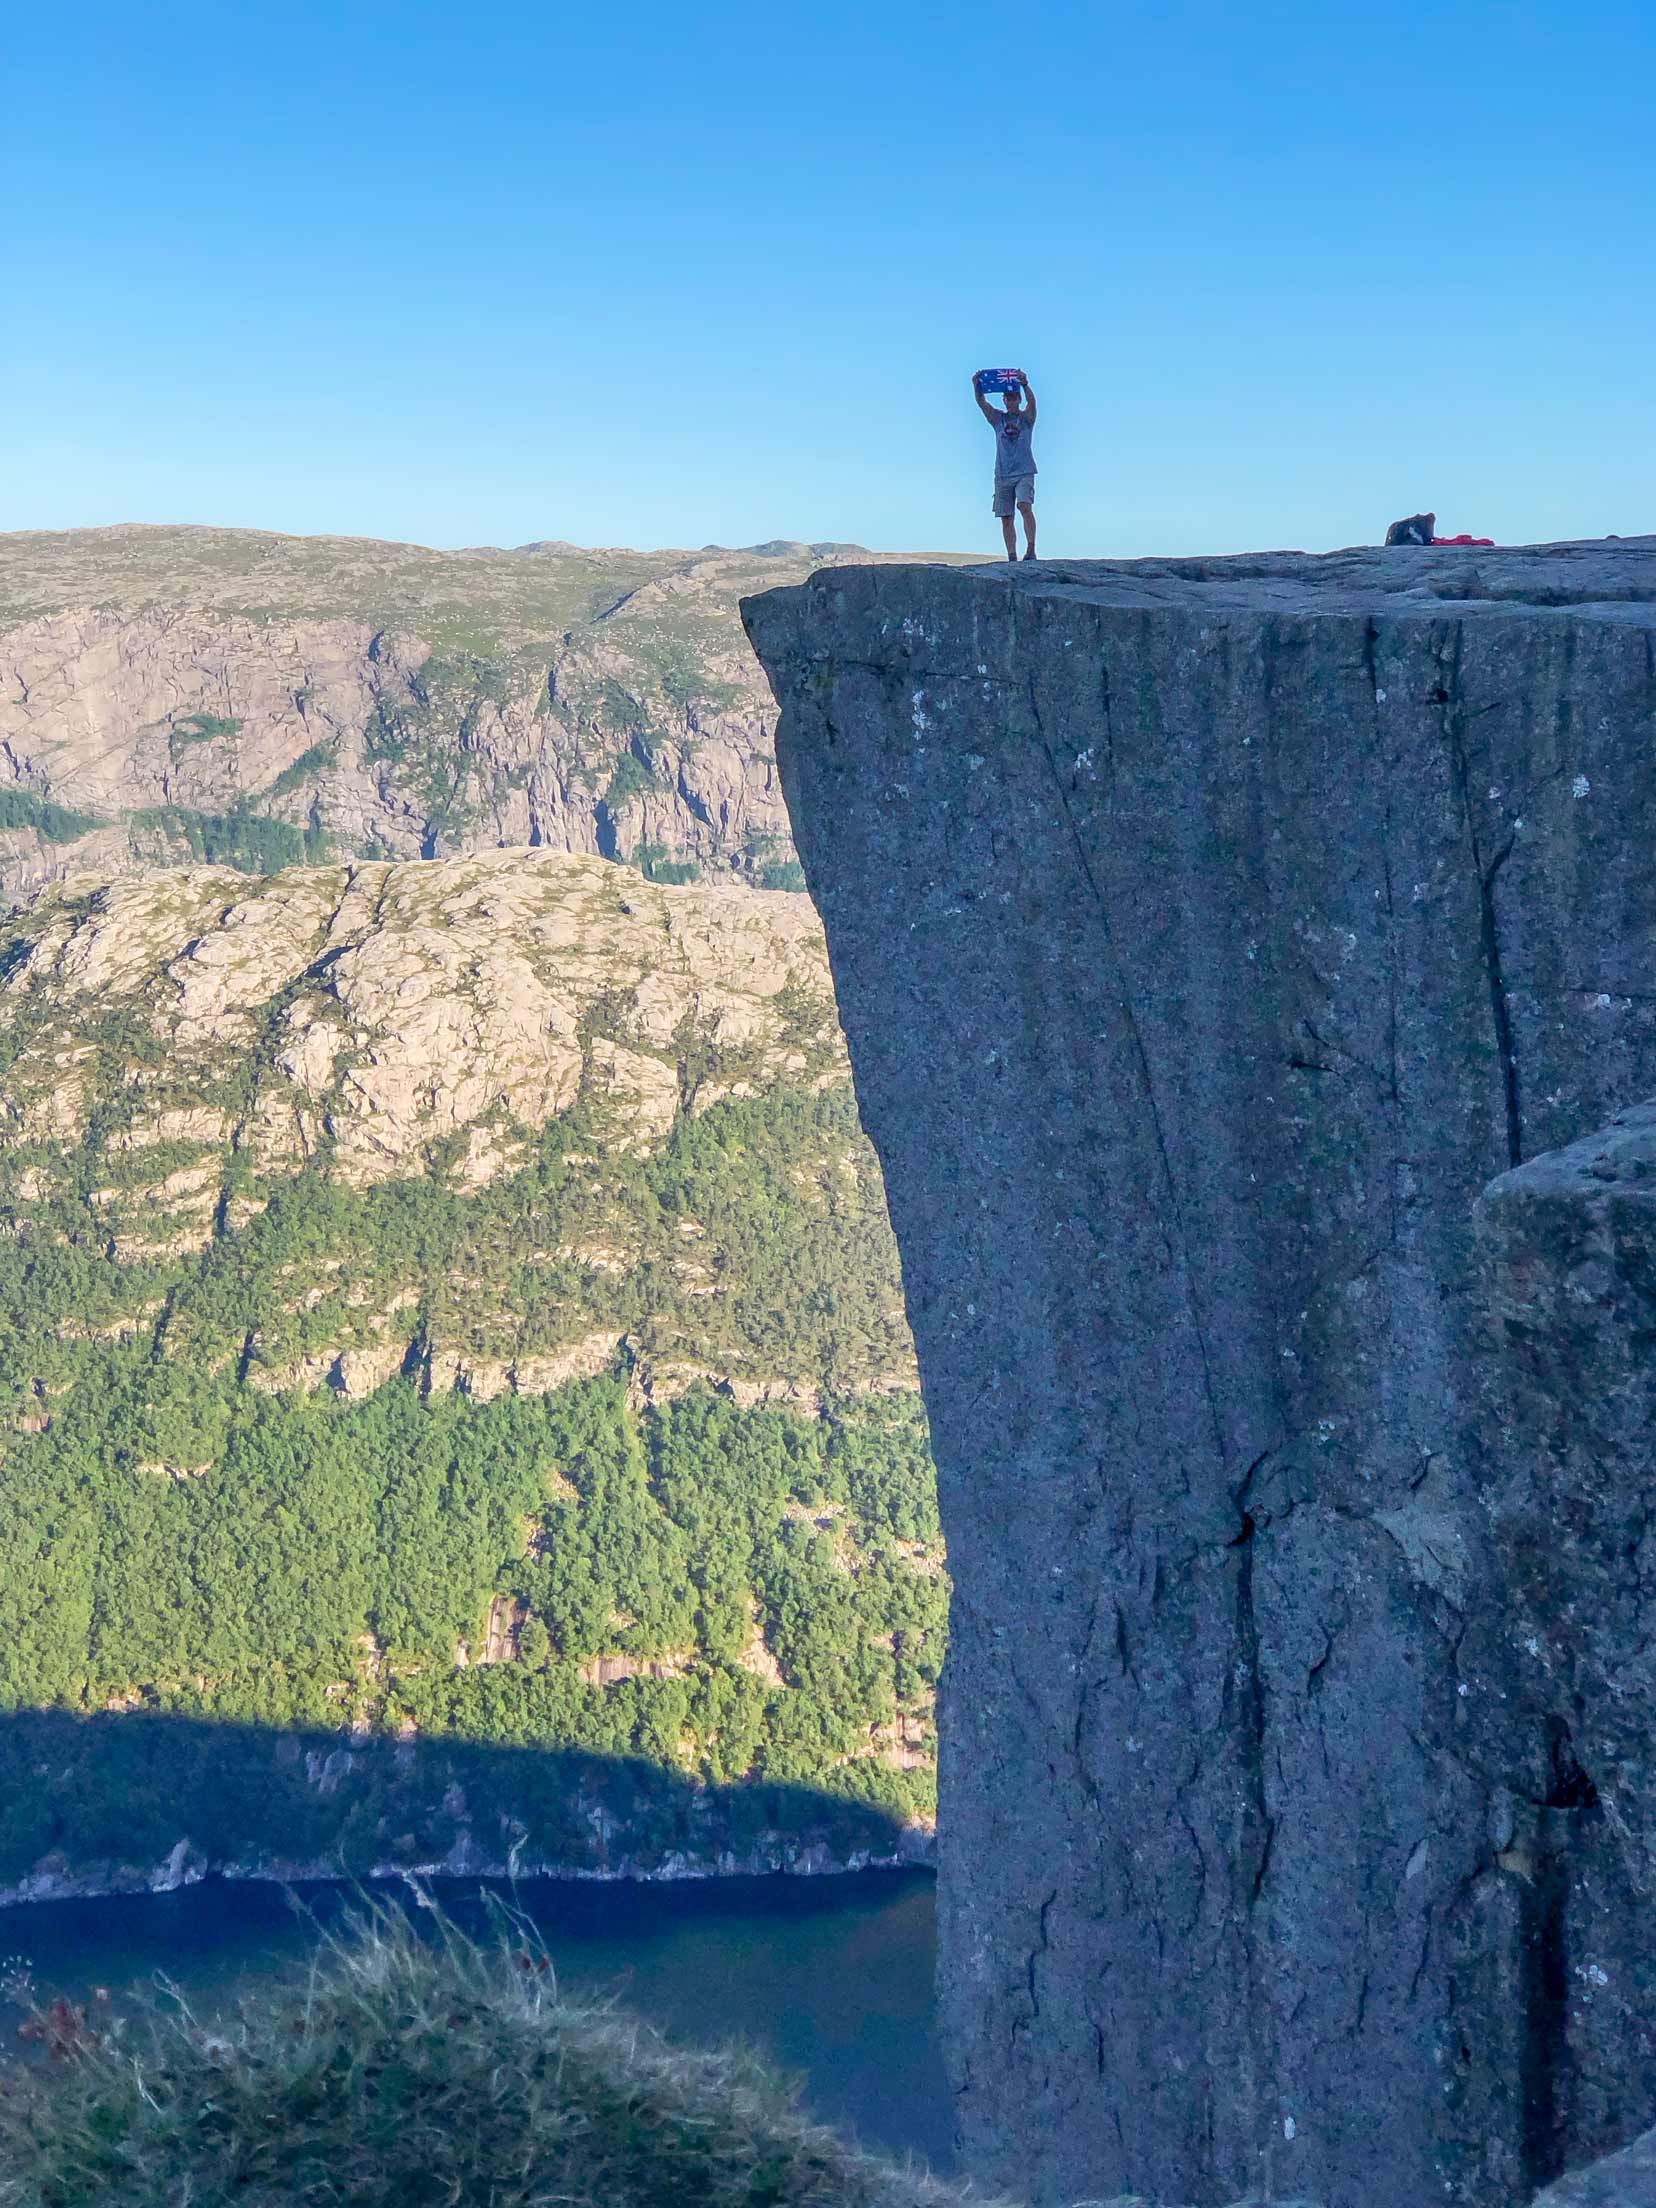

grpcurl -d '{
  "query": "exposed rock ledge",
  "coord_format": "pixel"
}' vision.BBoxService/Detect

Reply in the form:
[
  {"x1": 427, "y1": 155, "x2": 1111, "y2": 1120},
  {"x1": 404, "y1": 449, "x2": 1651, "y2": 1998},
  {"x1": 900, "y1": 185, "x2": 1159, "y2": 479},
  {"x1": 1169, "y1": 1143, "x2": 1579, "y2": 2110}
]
[
  {"x1": 0, "y1": 849, "x2": 832, "y2": 1190},
  {"x1": 745, "y1": 543, "x2": 1656, "y2": 2208}
]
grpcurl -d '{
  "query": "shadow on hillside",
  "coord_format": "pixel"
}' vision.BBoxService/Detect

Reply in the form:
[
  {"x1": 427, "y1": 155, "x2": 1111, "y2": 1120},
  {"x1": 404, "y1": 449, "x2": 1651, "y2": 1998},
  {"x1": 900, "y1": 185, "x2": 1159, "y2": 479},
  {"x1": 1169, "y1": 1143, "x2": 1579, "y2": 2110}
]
[{"x1": 0, "y1": 1707, "x2": 928, "y2": 1899}]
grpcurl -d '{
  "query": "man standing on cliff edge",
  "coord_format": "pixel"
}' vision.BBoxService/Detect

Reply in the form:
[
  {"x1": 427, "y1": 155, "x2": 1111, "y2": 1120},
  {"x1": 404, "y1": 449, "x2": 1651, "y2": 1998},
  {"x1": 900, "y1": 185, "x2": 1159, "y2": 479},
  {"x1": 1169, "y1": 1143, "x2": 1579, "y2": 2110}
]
[{"x1": 973, "y1": 370, "x2": 1037, "y2": 560}]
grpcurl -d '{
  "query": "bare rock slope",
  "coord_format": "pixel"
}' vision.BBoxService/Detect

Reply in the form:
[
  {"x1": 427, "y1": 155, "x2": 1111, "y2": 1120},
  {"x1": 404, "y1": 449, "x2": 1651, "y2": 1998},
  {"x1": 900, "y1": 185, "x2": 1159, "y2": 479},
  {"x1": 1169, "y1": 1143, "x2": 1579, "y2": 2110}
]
[
  {"x1": 745, "y1": 541, "x2": 1656, "y2": 2208},
  {"x1": 0, "y1": 848, "x2": 909, "y2": 1402},
  {"x1": 0, "y1": 526, "x2": 963, "y2": 906},
  {"x1": 6, "y1": 850, "x2": 829, "y2": 1192}
]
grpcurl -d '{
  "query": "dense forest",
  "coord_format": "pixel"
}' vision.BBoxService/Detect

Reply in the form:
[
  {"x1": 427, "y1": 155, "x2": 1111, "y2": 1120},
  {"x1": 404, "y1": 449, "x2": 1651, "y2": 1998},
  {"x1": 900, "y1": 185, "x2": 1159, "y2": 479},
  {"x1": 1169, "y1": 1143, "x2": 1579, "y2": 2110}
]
[
  {"x1": 0, "y1": 864, "x2": 946, "y2": 1884},
  {"x1": 0, "y1": 1375, "x2": 943, "y2": 1883}
]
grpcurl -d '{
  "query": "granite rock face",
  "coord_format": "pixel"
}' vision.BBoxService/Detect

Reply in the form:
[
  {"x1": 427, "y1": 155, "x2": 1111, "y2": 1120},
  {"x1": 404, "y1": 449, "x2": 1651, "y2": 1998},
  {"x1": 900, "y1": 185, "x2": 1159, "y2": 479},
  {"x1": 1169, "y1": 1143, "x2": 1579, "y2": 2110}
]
[
  {"x1": 1474, "y1": 1101, "x2": 1656, "y2": 2175},
  {"x1": 1534, "y1": 2121, "x2": 1656, "y2": 2206},
  {"x1": 0, "y1": 850, "x2": 917, "y2": 1404},
  {"x1": 744, "y1": 543, "x2": 1656, "y2": 2208},
  {"x1": 0, "y1": 526, "x2": 965, "y2": 905},
  {"x1": 0, "y1": 849, "x2": 833, "y2": 1190},
  {"x1": 1478, "y1": 1099, "x2": 1656, "y2": 1858}
]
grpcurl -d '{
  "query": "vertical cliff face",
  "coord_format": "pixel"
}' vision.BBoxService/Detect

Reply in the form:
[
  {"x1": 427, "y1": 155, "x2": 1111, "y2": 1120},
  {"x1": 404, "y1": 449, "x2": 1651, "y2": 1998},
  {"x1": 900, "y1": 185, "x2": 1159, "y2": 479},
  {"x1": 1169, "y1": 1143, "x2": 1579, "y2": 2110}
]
[
  {"x1": 744, "y1": 544, "x2": 1656, "y2": 2208},
  {"x1": 1475, "y1": 1102, "x2": 1656, "y2": 2176}
]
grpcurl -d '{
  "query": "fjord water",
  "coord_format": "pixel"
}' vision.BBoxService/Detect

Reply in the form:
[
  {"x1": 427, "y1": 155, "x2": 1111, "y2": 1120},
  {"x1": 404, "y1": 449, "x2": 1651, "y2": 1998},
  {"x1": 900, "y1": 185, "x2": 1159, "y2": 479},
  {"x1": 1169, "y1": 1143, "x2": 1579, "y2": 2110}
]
[{"x1": 0, "y1": 1869, "x2": 950, "y2": 2170}]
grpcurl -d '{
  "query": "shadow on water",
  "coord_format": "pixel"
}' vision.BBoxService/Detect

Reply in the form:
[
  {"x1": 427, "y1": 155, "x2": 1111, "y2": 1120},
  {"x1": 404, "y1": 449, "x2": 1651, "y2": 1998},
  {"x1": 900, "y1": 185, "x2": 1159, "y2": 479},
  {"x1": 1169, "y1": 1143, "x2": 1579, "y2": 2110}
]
[
  {"x1": 0, "y1": 1706, "x2": 926, "y2": 1892},
  {"x1": 0, "y1": 1708, "x2": 950, "y2": 2168}
]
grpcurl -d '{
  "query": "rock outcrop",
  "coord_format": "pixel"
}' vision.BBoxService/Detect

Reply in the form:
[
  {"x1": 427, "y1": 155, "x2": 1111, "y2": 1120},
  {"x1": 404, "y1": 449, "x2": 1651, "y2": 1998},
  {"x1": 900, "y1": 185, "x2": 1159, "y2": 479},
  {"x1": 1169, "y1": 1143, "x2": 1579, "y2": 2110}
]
[
  {"x1": 0, "y1": 526, "x2": 962, "y2": 906},
  {"x1": 0, "y1": 849, "x2": 831, "y2": 1189},
  {"x1": 1534, "y1": 2121, "x2": 1656, "y2": 2206},
  {"x1": 745, "y1": 543, "x2": 1656, "y2": 2208},
  {"x1": 1477, "y1": 1099, "x2": 1656, "y2": 1876},
  {"x1": 1473, "y1": 1102, "x2": 1656, "y2": 2179},
  {"x1": 0, "y1": 848, "x2": 912, "y2": 1398}
]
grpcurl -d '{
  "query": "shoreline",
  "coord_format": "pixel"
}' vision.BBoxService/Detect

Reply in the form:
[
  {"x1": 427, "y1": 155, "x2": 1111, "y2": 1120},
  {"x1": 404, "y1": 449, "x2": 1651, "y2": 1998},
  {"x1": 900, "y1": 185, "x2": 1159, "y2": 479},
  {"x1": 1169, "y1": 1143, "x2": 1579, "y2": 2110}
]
[{"x1": 0, "y1": 1828, "x2": 936, "y2": 1914}]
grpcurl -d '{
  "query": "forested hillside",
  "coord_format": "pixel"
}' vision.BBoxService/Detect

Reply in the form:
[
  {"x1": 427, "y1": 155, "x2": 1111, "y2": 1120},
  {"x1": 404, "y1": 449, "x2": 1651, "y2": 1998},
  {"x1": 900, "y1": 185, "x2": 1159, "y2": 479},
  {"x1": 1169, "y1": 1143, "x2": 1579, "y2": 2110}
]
[{"x1": 0, "y1": 853, "x2": 943, "y2": 1893}]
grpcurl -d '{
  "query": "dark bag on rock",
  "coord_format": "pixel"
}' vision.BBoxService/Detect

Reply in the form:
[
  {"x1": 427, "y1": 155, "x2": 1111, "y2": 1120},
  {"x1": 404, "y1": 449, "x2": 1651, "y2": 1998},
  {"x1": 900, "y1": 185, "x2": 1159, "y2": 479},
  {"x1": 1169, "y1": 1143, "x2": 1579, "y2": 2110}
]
[{"x1": 1385, "y1": 513, "x2": 1436, "y2": 546}]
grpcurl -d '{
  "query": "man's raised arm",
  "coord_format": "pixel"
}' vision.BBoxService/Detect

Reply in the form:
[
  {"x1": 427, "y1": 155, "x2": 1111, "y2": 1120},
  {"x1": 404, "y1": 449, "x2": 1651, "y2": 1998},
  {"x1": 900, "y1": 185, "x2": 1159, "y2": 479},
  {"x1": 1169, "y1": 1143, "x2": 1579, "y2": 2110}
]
[
  {"x1": 972, "y1": 375, "x2": 999, "y2": 423},
  {"x1": 1019, "y1": 371, "x2": 1037, "y2": 425}
]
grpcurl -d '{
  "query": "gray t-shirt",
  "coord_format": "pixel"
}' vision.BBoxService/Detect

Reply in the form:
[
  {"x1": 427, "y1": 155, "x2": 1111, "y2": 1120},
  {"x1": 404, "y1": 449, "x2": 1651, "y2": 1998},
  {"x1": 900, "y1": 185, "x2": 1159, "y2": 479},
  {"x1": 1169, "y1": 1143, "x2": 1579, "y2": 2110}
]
[{"x1": 990, "y1": 405, "x2": 1037, "y2": 480}]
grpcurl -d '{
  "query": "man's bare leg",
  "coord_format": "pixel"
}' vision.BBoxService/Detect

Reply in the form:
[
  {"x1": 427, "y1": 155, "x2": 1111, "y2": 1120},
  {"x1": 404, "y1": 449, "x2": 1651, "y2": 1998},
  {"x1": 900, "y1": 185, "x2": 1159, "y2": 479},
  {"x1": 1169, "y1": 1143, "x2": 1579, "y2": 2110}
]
[
  {"x1": 1019, "y1": 502, "x2": 1037, "y2": 560},
  {"x1": 1000, "y1": 513, "x2": 1018, "y2": 560}
]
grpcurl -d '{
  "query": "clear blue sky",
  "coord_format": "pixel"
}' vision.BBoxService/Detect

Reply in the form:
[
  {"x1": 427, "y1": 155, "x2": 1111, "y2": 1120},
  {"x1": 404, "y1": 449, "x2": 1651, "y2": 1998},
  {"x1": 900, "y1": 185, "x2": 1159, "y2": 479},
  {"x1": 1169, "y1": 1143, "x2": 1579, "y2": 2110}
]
[{"x1": 5, "y1": 0, "x2": 1654, "y2": 557}]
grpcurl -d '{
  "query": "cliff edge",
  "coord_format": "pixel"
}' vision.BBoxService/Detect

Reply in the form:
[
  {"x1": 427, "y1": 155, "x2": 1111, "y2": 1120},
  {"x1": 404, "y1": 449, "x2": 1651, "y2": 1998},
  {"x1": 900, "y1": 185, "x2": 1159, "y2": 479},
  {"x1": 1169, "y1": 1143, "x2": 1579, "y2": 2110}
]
[{"x1": 744, "y1": 543, "x2": 1656, "y2": 2208}]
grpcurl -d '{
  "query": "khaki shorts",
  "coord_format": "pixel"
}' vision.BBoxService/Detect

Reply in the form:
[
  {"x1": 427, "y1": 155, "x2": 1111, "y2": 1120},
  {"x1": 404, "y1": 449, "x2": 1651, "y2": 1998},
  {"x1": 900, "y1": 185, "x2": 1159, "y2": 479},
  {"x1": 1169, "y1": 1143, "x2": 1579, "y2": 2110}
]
[{"x1": 992, "y1": 475, "x2": 1036, "y2": 516}]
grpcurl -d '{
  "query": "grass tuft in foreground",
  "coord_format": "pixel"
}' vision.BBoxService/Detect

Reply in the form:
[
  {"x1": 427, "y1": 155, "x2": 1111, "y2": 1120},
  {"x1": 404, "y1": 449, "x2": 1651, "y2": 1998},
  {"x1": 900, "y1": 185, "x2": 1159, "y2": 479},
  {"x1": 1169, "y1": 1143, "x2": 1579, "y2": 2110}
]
[{"x1": 0, "y1": 1898, "x2": 991, "y2": 2208}]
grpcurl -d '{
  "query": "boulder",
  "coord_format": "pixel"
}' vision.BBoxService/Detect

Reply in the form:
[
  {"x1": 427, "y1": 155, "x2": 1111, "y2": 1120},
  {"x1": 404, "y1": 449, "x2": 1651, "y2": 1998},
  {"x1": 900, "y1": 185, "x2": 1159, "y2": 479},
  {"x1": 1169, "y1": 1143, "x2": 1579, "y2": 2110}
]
[{"x1": 1475, "y1": 1101, "x2": 1656, "y2": 2171}]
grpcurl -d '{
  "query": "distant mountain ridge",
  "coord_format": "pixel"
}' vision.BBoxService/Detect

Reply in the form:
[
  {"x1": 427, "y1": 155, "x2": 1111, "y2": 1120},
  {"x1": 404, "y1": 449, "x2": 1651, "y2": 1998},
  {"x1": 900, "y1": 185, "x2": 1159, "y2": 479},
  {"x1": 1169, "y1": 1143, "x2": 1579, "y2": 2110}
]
[{"x1": 0, "y1": 525, "x2": 965, "y2": 908}]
